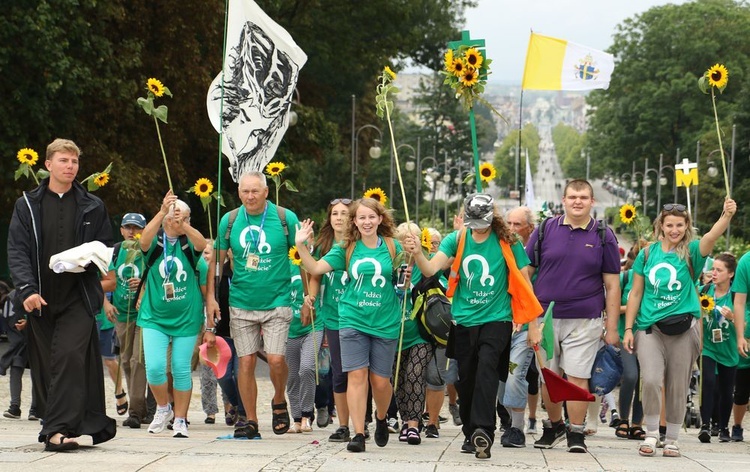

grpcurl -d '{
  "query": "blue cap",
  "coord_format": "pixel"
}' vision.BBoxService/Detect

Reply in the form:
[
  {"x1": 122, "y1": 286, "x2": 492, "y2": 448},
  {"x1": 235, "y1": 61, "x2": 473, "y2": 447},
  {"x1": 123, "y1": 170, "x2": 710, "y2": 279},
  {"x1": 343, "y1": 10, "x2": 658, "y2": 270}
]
[{"x1": 121, "y1": 213, "x2": 146, "y2": 228}]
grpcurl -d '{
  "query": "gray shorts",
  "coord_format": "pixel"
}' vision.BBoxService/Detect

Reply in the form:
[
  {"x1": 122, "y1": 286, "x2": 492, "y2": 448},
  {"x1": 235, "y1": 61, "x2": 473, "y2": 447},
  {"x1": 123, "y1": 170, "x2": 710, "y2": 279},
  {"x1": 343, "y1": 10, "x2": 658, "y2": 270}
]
[
  {"x1": 425, "y1": 347, "x2": 458, "y2": 390},
  {"x1": 540, "y1": 317, "x2": 602, "y2": 380},
  {"x1": 339, "y1": 328, "x2": 398, "y2": 379},
  {"x1": 229, "y1": 306, "x2": 292, "y2": 357}
]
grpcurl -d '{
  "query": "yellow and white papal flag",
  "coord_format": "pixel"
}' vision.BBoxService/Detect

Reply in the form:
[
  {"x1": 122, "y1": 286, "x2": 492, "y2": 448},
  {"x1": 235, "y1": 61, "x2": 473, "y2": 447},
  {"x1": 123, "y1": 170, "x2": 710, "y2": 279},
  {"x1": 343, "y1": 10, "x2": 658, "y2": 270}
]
[{"x1": 522, "y1": 32, "x2": 614, "y2": 91}]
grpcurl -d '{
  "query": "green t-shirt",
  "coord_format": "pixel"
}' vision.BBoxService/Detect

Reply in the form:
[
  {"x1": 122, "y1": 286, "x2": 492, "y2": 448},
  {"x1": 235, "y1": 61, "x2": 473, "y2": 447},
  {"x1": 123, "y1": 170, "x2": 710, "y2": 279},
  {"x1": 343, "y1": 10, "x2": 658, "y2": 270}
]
[
  {"x1": 96, "y1": 304, "x2": 114, "y2": 331},
  {"x1": 218, "y1": 202, "x2": 298, "y2": 310},
  {"x1": 137, "y1": 236, "x2": 207, "y2": 337},
  {"x1": 287, "y1": 261, "x2": 312, "y2": 339},
  {"x1": 400, "y1": 263, "x2": 430, "y2": 351},
  {"x1": 108, "y1": 244, "x2": 146, "y2": 323},
  {"x1": 632, "y1": 240, "x2": 705, "y2": 331},
  {"x1": 316, "y1": 245, "x2": 347, "y2": 331},
  {"x1": 618, "y1": 269, "x2": 638, "y2": 339},
  {"x1": 700, "y1": 283, "x2": 738, "y2": 367},
  {"x1": 322, "y1": 238, "x2": 402, "y2": 340},
  {"x1": 439, "y1": 230, "x2": 530, "y2": 327},
  {"x1": 731, "y1": 252, "x2": 750, "y2": 369}
]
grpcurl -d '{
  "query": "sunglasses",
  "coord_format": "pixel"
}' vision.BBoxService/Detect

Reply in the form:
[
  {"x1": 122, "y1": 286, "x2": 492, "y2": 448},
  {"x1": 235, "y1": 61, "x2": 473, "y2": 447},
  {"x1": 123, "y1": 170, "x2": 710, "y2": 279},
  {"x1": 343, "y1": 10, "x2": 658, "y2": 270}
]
[
  {"x1": 330, "y1": 198, "x2": 353, "y2": 205},
  {"x1": 662, "y1": 203, "x2": 687, "y2": 212}
]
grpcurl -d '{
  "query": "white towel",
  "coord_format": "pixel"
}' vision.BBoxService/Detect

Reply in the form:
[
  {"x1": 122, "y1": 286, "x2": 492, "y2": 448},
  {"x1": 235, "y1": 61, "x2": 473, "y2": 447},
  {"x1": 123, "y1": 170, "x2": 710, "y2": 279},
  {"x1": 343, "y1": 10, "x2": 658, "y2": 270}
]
[{"x1": 49, "y1": 241, "x2": 114, "y2": 276}]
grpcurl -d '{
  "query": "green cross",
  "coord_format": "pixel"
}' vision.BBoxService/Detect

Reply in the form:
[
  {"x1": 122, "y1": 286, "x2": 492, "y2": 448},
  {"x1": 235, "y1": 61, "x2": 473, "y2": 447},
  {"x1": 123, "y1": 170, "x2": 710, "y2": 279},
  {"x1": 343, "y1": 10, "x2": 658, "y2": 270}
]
[{"x1": 447, "y1": 30, "x2": 485, "y2": 50}]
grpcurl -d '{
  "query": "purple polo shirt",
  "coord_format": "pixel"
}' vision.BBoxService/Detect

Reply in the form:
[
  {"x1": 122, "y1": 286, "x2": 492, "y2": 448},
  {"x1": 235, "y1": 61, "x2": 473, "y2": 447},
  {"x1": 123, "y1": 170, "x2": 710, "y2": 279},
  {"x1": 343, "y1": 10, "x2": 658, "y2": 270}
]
[{"x1": 526, "y1": 215, "x2": 620, "y2": 319}]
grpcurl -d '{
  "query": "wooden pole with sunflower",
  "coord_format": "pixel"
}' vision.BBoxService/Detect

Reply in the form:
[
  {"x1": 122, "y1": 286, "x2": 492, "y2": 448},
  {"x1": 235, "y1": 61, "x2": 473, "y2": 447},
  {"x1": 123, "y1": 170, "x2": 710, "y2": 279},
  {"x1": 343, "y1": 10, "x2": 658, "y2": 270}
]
[
  {"x1": 264, "y1": 161, "x2": 298, "y2": 206},
  {"x1": 189, "y1": 178, "x2": 222, "y2": 241},
  {"x1": 137, "y1": 78, "x2": 174, "y2": 192},
  {"x1": 698, "y1": 63, "x2": 731, "y2": 197}
]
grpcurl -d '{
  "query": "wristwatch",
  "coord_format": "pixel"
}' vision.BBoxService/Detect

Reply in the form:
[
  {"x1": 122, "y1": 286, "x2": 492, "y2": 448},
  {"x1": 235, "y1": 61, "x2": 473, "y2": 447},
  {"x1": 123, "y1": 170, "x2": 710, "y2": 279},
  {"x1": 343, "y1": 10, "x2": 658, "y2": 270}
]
[{"x1": 205, "y1": 327, "x2": 216, "y2": 334}]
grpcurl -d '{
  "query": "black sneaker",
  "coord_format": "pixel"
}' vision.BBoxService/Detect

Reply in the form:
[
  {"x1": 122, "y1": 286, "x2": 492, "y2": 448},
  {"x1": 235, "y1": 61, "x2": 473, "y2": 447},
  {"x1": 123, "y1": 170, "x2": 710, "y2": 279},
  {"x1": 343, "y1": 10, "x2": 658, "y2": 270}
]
[
  {"x1": 364, "y1": 423, "x2": 370, "y2": 440},
  {"x1": 533, "y1": 419, "x2": 566, "y2": 449},
  {"x1": 461, "y1": 437, "x2": 475, "y2": 453},
  {"x1": 425, "y1": 424, "x2": 439, "y2": 438},
  {"x1": 719, "y1": 428, "x2": 731, "y2": 442},
  {"x1": 698, "y1": 424, "x2": 711, "y2": 443},
  {"x1": 472, "y1": 428, "x2": 492, "y2": 459},
  {"x1": 347, "y1": 433, "x2": 366, "y2": 452},
  {"x1": 3, "y1": 406, "x2": 21, "y2": 419},
  {"x1": 501, "y1": 426, "x2": 526, "y2": 448},
  {"x1": 731, "y1": 424, "x2": 744, "y2": 442},
  {"x1": 566, "y1": 429, "x2": 587, "y2": 453},
  {"x1": 438, "y1": 415, "x2": 448, "y2": 424},
  {"x1": 329, "y1": 426, "x2": 351, "y2": 442},
  {"x1": 123, "y1": 415, "x2": 141, "y2": 429},
  {"x1": 374, "y1": 417, "x2": 389, "y2": 447},
  {"x1": 28, "y1": 411, "x2": 39, "y2": 421},
  {"x1": 711, "y1": 424, "x2": 720, "y2": 436}
]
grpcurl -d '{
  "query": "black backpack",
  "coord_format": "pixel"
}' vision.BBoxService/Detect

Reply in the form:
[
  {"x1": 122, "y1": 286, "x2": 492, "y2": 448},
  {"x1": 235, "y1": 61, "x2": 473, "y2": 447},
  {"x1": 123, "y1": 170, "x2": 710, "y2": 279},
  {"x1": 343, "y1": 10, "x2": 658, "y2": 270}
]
[{"x1": 410, "y1": 274, "x2": 453, "y2": 347}]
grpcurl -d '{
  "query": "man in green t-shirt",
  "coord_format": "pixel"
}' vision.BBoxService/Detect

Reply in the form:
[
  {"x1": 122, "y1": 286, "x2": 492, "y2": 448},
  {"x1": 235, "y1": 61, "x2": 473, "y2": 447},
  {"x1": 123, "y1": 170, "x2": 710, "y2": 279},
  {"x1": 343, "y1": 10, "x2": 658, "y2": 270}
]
[
  {"x1": 101, "y1": 213, "x2": 149, "y2": 429},
  {"x1": 206, "y1": 171, "x2": 299, "y2": 438}
]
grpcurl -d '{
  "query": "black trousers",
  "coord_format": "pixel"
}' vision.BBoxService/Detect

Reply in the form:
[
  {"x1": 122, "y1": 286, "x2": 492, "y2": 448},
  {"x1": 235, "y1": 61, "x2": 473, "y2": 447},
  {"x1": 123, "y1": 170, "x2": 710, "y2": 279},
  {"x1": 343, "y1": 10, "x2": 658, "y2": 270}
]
[
  {"x1": 452, "y1": 321, "x2": 512, "y2": 441},
  {"x1": 28, "y1": 298, "x2": 116, "y2": 443}
]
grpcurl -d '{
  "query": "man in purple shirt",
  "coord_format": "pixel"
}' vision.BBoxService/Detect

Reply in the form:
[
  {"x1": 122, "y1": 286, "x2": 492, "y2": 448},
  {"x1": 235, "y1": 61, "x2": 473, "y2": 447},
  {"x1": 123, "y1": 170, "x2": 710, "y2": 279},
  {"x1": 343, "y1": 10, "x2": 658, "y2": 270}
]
[{"x1": 525, "y1": 180, "x2": 620, "y2": 453}]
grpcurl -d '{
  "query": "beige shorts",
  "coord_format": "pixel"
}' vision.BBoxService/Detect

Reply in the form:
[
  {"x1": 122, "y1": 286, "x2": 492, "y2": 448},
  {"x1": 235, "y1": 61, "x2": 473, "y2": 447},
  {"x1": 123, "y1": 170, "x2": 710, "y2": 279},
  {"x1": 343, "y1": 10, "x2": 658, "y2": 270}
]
[
  {"x1": 229, "y1": 306, "x2": 292, "y2": 357},
  {"x1": 540, "y1": 317, "x2": 603, "y2": 380}
]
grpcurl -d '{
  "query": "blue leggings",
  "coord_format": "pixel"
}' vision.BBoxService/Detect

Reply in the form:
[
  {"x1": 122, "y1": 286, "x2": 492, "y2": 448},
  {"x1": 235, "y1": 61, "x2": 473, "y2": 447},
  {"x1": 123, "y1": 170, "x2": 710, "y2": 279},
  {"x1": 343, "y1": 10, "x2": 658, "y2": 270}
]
[{"x1": 142, "y1": 328, "x2": 197, "y2": 391}]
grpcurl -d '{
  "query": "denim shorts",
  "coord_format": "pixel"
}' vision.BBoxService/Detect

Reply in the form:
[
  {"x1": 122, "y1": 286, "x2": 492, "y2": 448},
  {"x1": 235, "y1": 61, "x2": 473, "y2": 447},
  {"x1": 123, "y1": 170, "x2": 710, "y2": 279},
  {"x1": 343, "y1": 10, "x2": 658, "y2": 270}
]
[
  {"x1": 339, "y1": 328, "x2": 398, "y2": 379},
  {"x1": 425, "y1": 347, "x2": 459, "y2": 390},
  {"x1": 98, "y1": 325, "x2": 116, "y2": 360},
  {"x1": 496, "y1": 330, "x2": 534, "y2": 409}
]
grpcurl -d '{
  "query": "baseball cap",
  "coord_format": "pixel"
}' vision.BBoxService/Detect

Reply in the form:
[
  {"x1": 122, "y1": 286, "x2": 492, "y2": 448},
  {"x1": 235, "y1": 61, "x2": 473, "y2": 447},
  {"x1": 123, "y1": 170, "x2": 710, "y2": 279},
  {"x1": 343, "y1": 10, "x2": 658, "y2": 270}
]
[
  {"x1": 121, "y1": 213, "x2": 146, "y2": 228},
  {"x1": 463, "y1": 193, "x2": 494, "y2": 229}
]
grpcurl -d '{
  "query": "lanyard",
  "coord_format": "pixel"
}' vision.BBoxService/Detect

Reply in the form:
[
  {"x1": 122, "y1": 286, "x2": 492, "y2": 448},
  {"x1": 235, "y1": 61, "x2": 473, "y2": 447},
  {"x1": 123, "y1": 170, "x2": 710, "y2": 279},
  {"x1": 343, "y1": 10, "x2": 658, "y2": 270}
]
[
  {"x1": 243, "y1": 202, "x2": 268, "y2": 258},
  {"x1": 162, "y1": 233, "x2": 178, "y2": 282}
]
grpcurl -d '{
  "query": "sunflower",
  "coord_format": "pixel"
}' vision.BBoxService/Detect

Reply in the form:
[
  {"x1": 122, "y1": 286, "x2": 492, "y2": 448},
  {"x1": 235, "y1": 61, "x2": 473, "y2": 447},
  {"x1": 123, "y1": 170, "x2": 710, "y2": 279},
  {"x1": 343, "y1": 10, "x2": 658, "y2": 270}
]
[
  {"x1": 265, "y1": 161, "x2": 286, "y2": 176},
  {"x1": 421, "y1": 227, "x2": 432, "y2": 251},
  {"x1": 619, "y1": 204, "x2": 637, "y2": 224},
  {"x1": 384, "y1": 66, "x2": 396, "y2": 80},
  {"x1": 147, "y1": 78, "x2": 165, "y2": 97},
  {"x1": 93, "y1": 172, "x2": 110, "y2": 187},
  {"x1": 17, "y1": 148, "x2": 39, "y2": 166},
  {"x1": 363, "y1": 187, "x2": 387, "y2": 205},
  {"x1": 460, "y1": 68, "x2": 479, "y2": 87},
  {"x1": 444, "y1": 49, "x2": 455, "y2": 72},
  {"x1": 464, "y1": 47, "x2": 484, "y2": 70},
  {"x1": 288, "y1": 246, "x2": 302, "y2": 265},
  {"x1": 478, "y1": 162, "x2": 497, "y2": 183},
  {"x1": 451, "y1": 58, "x2": 466, "y2": 77},
  {"x1": 706, "y1": 64, "x2": 729, "y2": 89},
  {"x1": 700, "y1": 294, "x2": 715, "y2": 312},
  {"x1": 193, "y1": 177, "x2": 214, "y2": 198}
]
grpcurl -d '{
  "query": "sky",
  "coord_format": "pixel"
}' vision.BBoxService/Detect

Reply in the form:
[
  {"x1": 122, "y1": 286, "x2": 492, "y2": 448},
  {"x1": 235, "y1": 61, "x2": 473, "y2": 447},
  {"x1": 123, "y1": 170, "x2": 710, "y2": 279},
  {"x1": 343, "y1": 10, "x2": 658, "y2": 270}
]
[{"x1": 462, "y1": 0, "x2": 688, "y2": 83}]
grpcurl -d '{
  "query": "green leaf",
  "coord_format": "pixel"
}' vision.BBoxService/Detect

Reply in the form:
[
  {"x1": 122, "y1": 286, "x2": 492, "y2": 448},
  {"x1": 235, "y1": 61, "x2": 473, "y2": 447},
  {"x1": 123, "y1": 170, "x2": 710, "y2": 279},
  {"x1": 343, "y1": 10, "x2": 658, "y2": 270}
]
[
  {"x1": 137, "y1": 96, "x2": 154, "y2": 115},
  {"x1": 698, "y1": 76, "x2": 709, "y2": 94},
  {"x1": 283, "y1": 180, "x2": 299, "y2": 192},
  {"x1": 37, "y1": 169, "x2": 49, "y2": 180},
  {"x1": 87, "y1": 178, "x2": 98, "y2": 191},
  {"x1": 463, "y1": 173, "x2": 474, "y2": 185},
  {"x1": 163, "y1": 86, "x2": 173, "y2": 98},
  {"x1": 102, "y1": 161, "x2": 113, "y2": 174},
  {"x1": 14, "y1": 166, "x2": 25, "y2": 180},
  {"x1": 153, "y1": 105, "x2": 169, "y2": 123}
]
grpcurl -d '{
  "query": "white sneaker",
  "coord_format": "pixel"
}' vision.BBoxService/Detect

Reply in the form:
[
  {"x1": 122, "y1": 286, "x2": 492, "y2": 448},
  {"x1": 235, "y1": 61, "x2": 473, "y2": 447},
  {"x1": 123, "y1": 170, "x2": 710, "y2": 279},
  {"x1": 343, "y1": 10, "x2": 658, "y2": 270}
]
[
  {"x1": 148, "y1": 406, "x2": 174, "y2": 434},
  {"x1": 172, "y1": 418, "x2": 189, "y2": 438}
]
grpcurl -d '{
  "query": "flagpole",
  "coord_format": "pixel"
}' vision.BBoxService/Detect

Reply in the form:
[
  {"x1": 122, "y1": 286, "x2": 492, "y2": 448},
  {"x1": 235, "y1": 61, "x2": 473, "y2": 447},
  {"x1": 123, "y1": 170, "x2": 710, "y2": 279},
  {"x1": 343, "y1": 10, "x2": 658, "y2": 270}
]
[
  {"x1": 214, "y1": 0, "x2": 230, "y2": 300},
  {"x1": 516, "y1": 90, "x2": 524, "y2": 206},
  {"x1": 469, "y1": 108, "x2": 482, "y2": 192}
]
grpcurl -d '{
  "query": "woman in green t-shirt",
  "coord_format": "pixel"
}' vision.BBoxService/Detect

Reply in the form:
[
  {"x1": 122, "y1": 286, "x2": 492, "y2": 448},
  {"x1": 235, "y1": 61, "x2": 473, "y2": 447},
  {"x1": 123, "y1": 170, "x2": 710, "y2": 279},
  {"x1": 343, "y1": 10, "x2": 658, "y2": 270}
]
[
  {"x1": 623, "y1": 199, "x2": 736, "y2": 458},
  {"x1": 295, "y1": 198, "x2": 402, "y2": 453},
  {"x1": 698, "y1": 252, "x2": 738, "y2": 443}
]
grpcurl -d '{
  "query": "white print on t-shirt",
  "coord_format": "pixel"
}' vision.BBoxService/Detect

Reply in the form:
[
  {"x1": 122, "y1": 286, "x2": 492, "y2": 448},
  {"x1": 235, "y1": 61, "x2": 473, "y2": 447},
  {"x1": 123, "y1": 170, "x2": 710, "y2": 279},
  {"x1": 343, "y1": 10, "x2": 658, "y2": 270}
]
[
  {"x1": 291, "y1": 274, "x2": 301, "y2": 303},
  {"x1": 118, "y1": 263, "x2": 141, "y2": 281},
  {"x1": 351, "y1": 258, "x2": 386, "y2": 289},
  {"x1": 159, "y1": 255, "x2": 188, "y2": 282},
  {"x1": 461, "y1": 255, "x2": 495, "y2": 288},
  {"x1": 238, "y1": 225, "x2": 272, "y2": 254},
  {"x1": 648, "y1": 262, "x2": 681, "y2": 294}
]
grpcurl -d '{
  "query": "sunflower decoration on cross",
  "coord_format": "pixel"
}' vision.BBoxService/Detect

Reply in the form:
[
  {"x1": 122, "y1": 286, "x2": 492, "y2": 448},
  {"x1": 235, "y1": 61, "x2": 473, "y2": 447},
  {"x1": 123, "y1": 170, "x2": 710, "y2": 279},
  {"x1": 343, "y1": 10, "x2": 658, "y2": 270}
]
[
  {"x1": 188, "y1": 177, "x2": 223, "y2": 240},
  {"x1": 698, "y1": 64, "x2": 730, "y2": 197},
  {"x1": 137, "y1": 77, "x2": 174, "y2": 192},
  {"x1": 264, "y1": 161, "x2": 298, "y2": 206},
  {"x1": 14, "y1": 147, "x2": 48, "y2": 185},
  {"x1": 80, "y1": 162, "x2": 114, "y2": 192},
  {"x1": 364, "y1": 187, "x2": 388, "y2": 206}
]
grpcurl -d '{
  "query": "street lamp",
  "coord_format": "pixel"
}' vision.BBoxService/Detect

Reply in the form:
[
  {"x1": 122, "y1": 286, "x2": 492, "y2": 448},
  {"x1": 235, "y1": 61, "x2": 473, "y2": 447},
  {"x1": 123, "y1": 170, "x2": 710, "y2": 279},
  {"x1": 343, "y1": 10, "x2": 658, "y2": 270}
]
[
  {"x1": 350, "y1": 95, "x2": 383, "y2": 198},
  {"x1": 405, "y1": 140, "x2": 438, "y2": 224},
  {"x1": 643, "y1": 157, "x2": 659, "y2": 219},
  {"x1": 443, "y1": 163, "x2": 462, "y2": 228},
  {"x1": 655, "y1": 153, "x2": 676, "y2": 213}
]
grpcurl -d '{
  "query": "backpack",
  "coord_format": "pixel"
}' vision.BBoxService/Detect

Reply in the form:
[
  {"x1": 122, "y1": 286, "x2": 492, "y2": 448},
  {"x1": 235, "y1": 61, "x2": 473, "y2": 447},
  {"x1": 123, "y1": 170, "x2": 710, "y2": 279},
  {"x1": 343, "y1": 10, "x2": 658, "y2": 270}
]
[
  {"x1": 533, "y1": 216, "x2": 609, "y2": 267},
  {"x1": 410, "y1": 273, "x2": 453, "y2": 347},
  {"x1": 136, "y1": 229, "x2": 200, "y2": 296},
  {"x1": 699, "y1": 281, "x2": 736, "y2": 303}
]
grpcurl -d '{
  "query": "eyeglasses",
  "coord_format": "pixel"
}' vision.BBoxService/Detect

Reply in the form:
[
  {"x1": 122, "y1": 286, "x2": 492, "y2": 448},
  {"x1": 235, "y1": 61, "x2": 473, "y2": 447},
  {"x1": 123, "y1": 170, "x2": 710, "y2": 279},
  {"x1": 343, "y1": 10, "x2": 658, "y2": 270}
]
[
  {"x1": 330, "y1": 198, "x2": 353, "y2": 206},
  {"x1": 662, "y1": 203, "x2": 687, "y2": 212}
]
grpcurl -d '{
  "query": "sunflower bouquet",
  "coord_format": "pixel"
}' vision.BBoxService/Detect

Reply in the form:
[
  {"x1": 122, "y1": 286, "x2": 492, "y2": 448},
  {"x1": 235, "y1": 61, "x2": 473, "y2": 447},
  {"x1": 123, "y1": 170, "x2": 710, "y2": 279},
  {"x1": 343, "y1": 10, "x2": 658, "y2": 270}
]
[
  {"x1": 189, "y1": 177, "x2": 223, "y2": 240},
  {"x1": 80, "y1": 162, "x2": 114, "y2": 192},
  {"x1": 698, "y1": 64, "x2": 730, "y2": 196},
  {"x1": 14, "y1": 147, "x2": 48, "y2": 185},
  {"x1": 137, "y1": 77, "x2": 174, "y2": 192},
  {"x1": 442, "y1": 46, "x2": 489, "y2": 111},
  {"x1": 264, "y1": 161, "x2": 298, "y2": 206}
]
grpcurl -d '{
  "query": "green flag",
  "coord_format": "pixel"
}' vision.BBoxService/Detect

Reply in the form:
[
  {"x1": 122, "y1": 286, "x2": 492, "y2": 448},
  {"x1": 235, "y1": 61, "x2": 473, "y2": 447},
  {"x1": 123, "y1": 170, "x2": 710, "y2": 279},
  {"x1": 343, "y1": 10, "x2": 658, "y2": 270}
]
[{"x1": 541, "y1": 301, "x2": 555, "y2": 361}]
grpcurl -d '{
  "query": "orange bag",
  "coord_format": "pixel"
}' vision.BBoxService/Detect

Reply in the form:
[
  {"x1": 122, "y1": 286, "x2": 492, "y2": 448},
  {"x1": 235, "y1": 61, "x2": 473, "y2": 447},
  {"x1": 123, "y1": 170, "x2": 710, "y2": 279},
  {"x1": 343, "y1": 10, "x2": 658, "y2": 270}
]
[{"x1": 500, "y1": 239, "x2": 543, "y2": 324}]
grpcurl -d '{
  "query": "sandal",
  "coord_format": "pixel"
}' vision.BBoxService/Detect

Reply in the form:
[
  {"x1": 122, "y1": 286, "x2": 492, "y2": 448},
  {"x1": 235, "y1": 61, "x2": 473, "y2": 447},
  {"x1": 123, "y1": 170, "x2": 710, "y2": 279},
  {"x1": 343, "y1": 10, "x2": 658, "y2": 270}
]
[
  {"x1": 301, "y1": 417, "x2": 313, "y2": 433},
  {"x1": 638, "y1": 436, "x2": 657, "y2": 457},
  {"x1": 628, "y1": 425, "x2": 646, "y2": 440},
  {"x1": 662, "y1": 441, "x2": 680, "y2": 457},
  {"x1": 406, "y1": 427, "x2": 421, "y2": 445},
  {"x1": 271, "y1": 401, "x2": 290, "y2": 435},
  {"x1": 234, "y1": 418, "x2": 261, "y2": 439},
  {"x1": 115, "y1": 392, "x2": 128, "y2": 416},
  {"x1": 44, "y1": 434, "x2": 79, "y2": 452},
  {"x1": 287, "y1": 422, "x2": 302, "y2": 433},
  {"x1": 615, "y1": 420, "x2": 630, "y2": 439}
]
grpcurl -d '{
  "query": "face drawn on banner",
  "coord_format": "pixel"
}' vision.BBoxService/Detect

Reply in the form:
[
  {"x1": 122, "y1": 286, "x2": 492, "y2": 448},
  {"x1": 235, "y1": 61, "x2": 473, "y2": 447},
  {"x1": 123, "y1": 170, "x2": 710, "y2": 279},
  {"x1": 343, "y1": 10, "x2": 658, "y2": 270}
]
[{"x1": 206, "y1": 0, "x2": 308, "y2": 182}]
